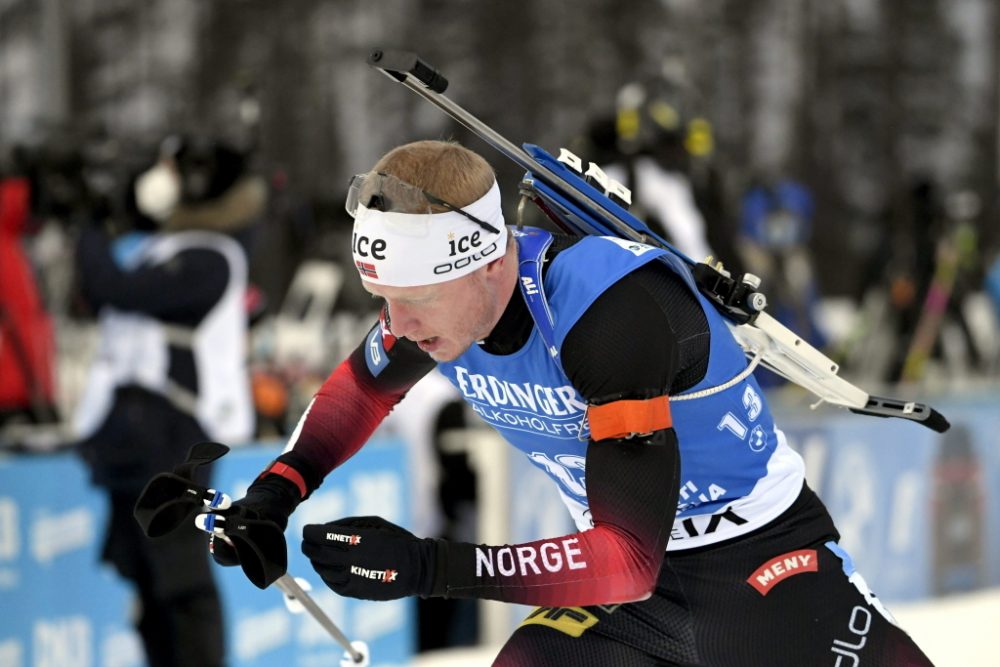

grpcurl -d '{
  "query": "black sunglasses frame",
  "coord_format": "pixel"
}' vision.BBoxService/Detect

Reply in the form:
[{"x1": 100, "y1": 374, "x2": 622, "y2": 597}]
[{"x1": 362, "y1": 172, "x2": 501, "y2": 235}]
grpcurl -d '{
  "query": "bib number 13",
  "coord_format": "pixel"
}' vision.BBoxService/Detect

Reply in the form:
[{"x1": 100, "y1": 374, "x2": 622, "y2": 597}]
[{"x1": 717, "y1": 386, "x2": 767, "y2": 452}]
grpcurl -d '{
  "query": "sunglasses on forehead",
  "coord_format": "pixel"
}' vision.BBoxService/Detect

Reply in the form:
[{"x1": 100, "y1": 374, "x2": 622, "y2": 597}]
[{"x1": 345, "y1": 171, "x2": 501, "y2": 235}]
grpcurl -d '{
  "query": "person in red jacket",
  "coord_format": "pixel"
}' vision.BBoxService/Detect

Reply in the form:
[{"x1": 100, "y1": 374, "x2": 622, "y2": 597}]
[{"x1": 0, "y1": 173, "x2": 57, "y2": 428}]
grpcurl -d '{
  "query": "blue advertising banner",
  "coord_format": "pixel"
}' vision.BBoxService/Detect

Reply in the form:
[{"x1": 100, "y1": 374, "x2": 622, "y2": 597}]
[
  {"x1": 0, "y1": 453, "x2": 136, "y2": 667},
  {"x1": 3, "y1": 397, "x2": 998, "y2": 664},
  {"x1": 770, "y1": 394, "x2": 1000, "y2": 602},
  {"x1": 0, "y1": 438, "x2": 413, "y2": 667}
]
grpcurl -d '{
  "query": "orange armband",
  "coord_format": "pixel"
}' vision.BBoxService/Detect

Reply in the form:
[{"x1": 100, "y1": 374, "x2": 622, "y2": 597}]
[{"x1": 587, "y1": 395, "x2": 672, "y2": 441}]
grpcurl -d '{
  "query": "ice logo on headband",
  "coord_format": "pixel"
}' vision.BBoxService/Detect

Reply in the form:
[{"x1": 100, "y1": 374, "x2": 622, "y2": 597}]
[
  {"x1": 435, "y1": 231, "x2": 500, "y2": 276},
  {"x1": 447, "y1": 230, "x2": 483, "y2": 257},
  {"x1": 349, "y1": 180, "x2": 507, "y2": 287},
  {"x1": 353, "y1": 232, "x2": 386, "y2": 279},
  {"x1": 352, "y1": 232, "x2": 387, "y2": 259}
]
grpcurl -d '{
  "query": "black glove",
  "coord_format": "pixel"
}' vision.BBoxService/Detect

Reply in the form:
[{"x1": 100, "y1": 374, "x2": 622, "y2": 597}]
[
  {"x1": 301, "y1": 516, "x2": 445, "y2": 601},
  {"x1": 134, "y1": 441, "x2": 230, "y2": 538},
  {"x1": 197, "y1": 454, "x2": 317, "y2": 589},
  {"x1": 204, "y1": 473, "x2": 300, "y2": 569}
]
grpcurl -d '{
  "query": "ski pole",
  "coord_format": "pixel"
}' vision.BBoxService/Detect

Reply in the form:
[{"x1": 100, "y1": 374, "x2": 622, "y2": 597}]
[
  {"x1": 275, "y1": 574, "x2": 368, "y2": 665},
  {"x1": 364, "y1": 48, "x2": 951, "y2": 435},
  {"x1": 197, "y1": 514, "x2": 371, "y2": 665},
  {"x1": 133, "y1": 442, "x2": 371, "y2": 665}
]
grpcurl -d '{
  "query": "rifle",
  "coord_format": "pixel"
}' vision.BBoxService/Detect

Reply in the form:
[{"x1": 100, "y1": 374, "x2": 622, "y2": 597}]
[{"x1": 366, "y1": 49, "x2": 949, "y2": 434}]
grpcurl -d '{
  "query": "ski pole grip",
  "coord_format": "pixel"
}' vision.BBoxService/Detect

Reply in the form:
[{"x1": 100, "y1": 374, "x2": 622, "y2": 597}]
[{"x1": 368, "y1": 49, "x2": 448, "y2": 93}]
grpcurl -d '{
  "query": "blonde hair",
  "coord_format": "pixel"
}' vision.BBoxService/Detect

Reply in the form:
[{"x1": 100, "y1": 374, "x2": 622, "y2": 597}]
[{"x1": 370, "y1": 140, "x2": 496, "y2": 211}]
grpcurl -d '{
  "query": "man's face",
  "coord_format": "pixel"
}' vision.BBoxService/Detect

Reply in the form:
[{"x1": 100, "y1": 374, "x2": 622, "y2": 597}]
[{"x1": 362, "y1": 269, "x2": 500, "y2": 362}]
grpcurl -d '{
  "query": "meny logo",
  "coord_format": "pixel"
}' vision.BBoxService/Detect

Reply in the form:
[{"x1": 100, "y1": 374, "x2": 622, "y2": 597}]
[{"x1": 747, "y1": 549, "x2": 818, "y2": 596}]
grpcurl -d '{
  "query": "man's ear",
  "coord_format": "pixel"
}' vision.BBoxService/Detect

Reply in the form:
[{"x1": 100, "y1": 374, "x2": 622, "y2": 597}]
[
  {"x1": 486, "y1": 238, "x2": 515, "y2": 276},
  {"x1": 485, "y1": 253, "x2": 505, "y2": 275}
]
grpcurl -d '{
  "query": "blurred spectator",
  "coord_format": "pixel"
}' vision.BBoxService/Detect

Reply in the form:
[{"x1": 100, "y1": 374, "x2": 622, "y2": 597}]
[
  {"x1": 247, "y1": 167, "x2": 319, "y2": 319},
  {"x1": 879, "y1": 179, "x2": 942, "y2": 382},
  {"x1": 897, "y1": 188, "x2": 983, "y2": 381},
  {"x1": 739, "y1": 176, "x2": 827, "y2": 357},
  {"x1": 987, "y1": 250, "x2": 1000, "y2": 374},
  {"x1": 598, "y1": 83, "x2": 711, "y2": 261},
  {"x1": 987, "y1": 252, "x2": 1000, "y2": 327},
  {"x1": 592, "y1": 72, "x2": 740, "y2": 270},
  {"x1": 73, "y1": 135, "x2": 261, "y2": 667},
  {"x1": 0, "y1": 164, "x2": 58, "y2": 429},
  {"x1": 879, "y1": 180, "x2": 983, "y2": 382}
]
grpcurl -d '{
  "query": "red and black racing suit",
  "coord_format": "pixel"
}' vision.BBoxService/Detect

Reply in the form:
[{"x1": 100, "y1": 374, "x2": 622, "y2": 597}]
[{"x1": 283, "y1": 235, "x2": 933, "y2": 665}]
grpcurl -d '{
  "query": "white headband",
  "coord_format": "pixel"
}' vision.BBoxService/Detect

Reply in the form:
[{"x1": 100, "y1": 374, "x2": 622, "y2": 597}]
[{"x1": 351, "y1": 180, "x2": 507, "y2": 286}]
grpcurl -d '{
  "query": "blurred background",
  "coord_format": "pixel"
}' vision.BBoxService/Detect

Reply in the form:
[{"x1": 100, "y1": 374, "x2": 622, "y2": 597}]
[{"x1": 1, "y1": 1, "x2": 999, "y2": 666}]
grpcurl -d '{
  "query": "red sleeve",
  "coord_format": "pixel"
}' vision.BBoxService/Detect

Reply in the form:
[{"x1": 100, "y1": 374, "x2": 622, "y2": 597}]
[
  {"x1": 0, "y1": 177, "x2": 56, "y2": 407},
  {"x1": 431, "y1": 263, "x2": 690, "y2": 606},
  {"x1": 285, "y1": 309, "x2": 436, "y2": 478},
  {"x1": 440, "y1": 429, "x2": 679, "y2": 606}
]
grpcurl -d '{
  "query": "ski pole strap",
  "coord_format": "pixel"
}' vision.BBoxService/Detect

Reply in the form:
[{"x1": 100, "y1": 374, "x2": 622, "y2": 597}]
[
  {"x1": 134, "y1": 442, "x2": 233, "y2": 538},
  {"x1": 514, "y1": 228, "x2": 559, "y2": 358}
]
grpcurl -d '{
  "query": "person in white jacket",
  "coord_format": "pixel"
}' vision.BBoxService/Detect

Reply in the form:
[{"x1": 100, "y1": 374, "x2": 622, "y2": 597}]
[{"x1": 75, "y1": 136, "x2": 262, "y2": 667}]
